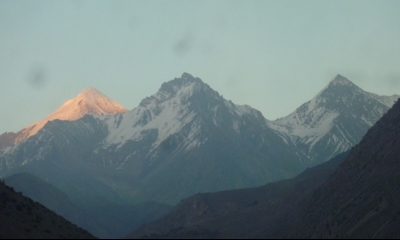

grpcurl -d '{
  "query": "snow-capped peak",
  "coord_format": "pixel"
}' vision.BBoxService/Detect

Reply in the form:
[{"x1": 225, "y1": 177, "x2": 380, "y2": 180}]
[
  {"x1": 103, "y1": 73, "x2": 264, "y2": 153},
  {"x1": 139, "y1": 73, "x2": 217, "y2": 108},
  {"x1": 269, "y1": 74, "x2": 399, "y2": 165},
  {"x1": 78, "y1": 87, "x2": 105, "y2": 99},
  {"x1": 317, "y1": 74, "x2": 398, "y2": 108},
  {"x1": 14, "y1": 87, "x2": 128, "y2": 144},
  {"x1": 104, "y1": 74, "x2": 218, "y2": 149},
  {"x1": 57, "y1": 87, "x2": 128, "y2": 117},
  {"x1": 181, "y1": 72, "x2": 195, "y2": 79},
  {"x1": 329, "y1": 74, "x2": 355, "y2": 87}
]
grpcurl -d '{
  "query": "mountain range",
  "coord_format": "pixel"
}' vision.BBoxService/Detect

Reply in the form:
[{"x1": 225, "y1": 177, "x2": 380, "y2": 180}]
[
  {"x1": 0, "y1": 73, "x2": 398, "y2": 238},
  {"x1": 129, "y1": 95, "x2": 400, "y2": 239}
]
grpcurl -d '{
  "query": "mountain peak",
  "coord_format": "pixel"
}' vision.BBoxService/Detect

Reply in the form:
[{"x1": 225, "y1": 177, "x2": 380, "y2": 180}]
[
  {"x1": 181, "y1": 72, "x2": 194, "y2": 79},
  {"x1": 78, "y1": 87, "x2": 101, "y2": 96},
  {"x1": 14, "y1": 88, "x2": 128, "y2": 144},
  {"x1": 329, "y1": 74, "x2": 356, "y2": 87},
  {"x1": 156, "y1": 73, "x2": 208, "y2": 98},
  {"x1": 270, "y1": 74, "x2": 398, "y2": 165},
  {"x1": 334, "y1": 74, "x2": 345, "y2": 79},
  {"x1": 56, "y1": 87, "x2": 128, "y2": 117},
  {"x1": 176, "y1": 72, "x2": 203, "y2": 85},
  {"x1": 75, "y1": 87, "x2": 124, "y2": 109}
]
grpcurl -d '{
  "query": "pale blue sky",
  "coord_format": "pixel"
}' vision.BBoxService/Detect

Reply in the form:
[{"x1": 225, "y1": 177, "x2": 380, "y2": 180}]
[{"x1": 1, "y1": 0, "x2": 400, "y2": 134}]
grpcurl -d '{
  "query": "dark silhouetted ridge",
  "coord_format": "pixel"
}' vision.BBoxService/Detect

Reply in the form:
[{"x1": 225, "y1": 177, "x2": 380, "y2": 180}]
[{"x1": 0, "y1": 179, "x2": 95, "y2": 239}]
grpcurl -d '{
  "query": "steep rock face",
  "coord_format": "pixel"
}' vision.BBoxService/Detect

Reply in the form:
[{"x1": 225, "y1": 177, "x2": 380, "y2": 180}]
[
  {"x1": 269, "y1": 74, "x2": 399, "y2": 166},
  {"x1": 13, "y1": 87, "x2": 127, "y2": 144}
]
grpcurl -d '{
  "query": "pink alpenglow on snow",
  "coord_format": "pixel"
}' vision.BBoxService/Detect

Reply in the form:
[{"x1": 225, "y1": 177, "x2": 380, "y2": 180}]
[{"x1": 14, "y1": 87, "x2": 128, "y2": 144}]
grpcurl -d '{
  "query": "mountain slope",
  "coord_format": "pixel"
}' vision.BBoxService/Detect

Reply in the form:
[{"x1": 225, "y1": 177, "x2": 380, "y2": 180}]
[
  {"x1": 1, "y1": 72, "x2": 398, "y2": 237},
  {"x1": 5, "y1": 173, "x2": 82, "y2": 223},
  {"x1": 129, "y1": 98, "x2": 400, "y2": 239},
  {"x1": 0, "y1": 179, "x2": 95, "y2": 239},
  {"x1": 269, "y1": 74, "x2": 399, "y2": 166},
  {"x1": 1, "y1": 73, "x2": 397, "y2": 206},
  {"x1": 11, "y1": 87, "x2": 127, "y2": 145},
  {"x1": 4, "y1": 173, "x2": 102, "y2": 237},
  {"x1": 96, "y1": 73, "x2": 307, "y2": 204},
  {"x1": 0, "y1": 73, "x2": 308, "y2": 237},
  {"x1": 127, "y1": 151, "x2": 349, "y2": 239},
  {"x1": 287, "y1": 97, "x2": 400, "y2": 238},
  {"x1": 5, "y1": 172, "x2": 172, "y2": 239},
  {"x1": 0, "y1": 115, "x2": 122, "y2": 206},
  {"x1": 0, "y1": 73, "x2": 307, "y2": 206},
  {"x1": 0, "y1": 132, "x2": 18, "y2": 149}
]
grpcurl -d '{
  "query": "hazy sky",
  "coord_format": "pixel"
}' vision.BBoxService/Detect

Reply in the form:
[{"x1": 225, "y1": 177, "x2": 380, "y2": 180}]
[{"x1": 1, "y1": 0, "x2": 400, "y2": 134}]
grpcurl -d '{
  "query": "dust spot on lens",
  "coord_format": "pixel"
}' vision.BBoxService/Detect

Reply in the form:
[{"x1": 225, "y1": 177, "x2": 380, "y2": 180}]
[
  {"x1": 174, "y1": 33, "x2": 193, "y2": 57},
  {"x1": 27, "y1": 66, "x2": 47, "y2": 89}
]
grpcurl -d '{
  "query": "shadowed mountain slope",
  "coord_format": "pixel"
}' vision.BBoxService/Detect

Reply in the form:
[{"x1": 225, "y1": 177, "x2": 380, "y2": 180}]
[
  {"x1": 127, "y1": 151, "x2": 349, "y2": 239},
  {"x1": 129, "y1": 98, "x2": 400, "y2": 239},
  {"x1": 4, "y1": 172, "x2": 172, "y2": 239},
  {"x1": 285, "y1": 98, "x2": 400, "y2": 239},
  {"x1": 0, "y1": 179, "x2": 95, "y2": 239}
]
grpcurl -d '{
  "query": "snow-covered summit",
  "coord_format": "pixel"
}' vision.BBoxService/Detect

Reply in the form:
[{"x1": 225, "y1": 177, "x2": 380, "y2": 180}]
[
  {"x1": 269, "y1": 74, "x2": 399, "y2": 165},
  {"x1": 329, "y1": 74, "x2": 356, "y2": 87},
  {"x1": 104, "y1": 73, "x2": 264, "y2": 152},
  {"x1": 14, "y1": 87, "x2": 128, "y2": 144},
  {"x1": 140, "y1": 72, "x2": 213, "y2": 107},
  {"x1": 53, "y1": 87, "x2": 128, "y2": 118},
  {"x1": 317, "y1": 74, "x2": 398, "y2": 109}
]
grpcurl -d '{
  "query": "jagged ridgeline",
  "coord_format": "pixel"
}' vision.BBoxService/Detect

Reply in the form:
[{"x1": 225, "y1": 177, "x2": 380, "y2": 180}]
[
  {"x1": 0, "y1": 73, "x2": 307, "y2": 206},
  {"x1": 0, "y1": 73, "x2": 398, "y2": 238},
  {"x1": 129, "y1": 98, "x2": 400, "y2": 239},
  {"x1": 269, "y1": 74, "x2": 399, "y2": 166}
]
